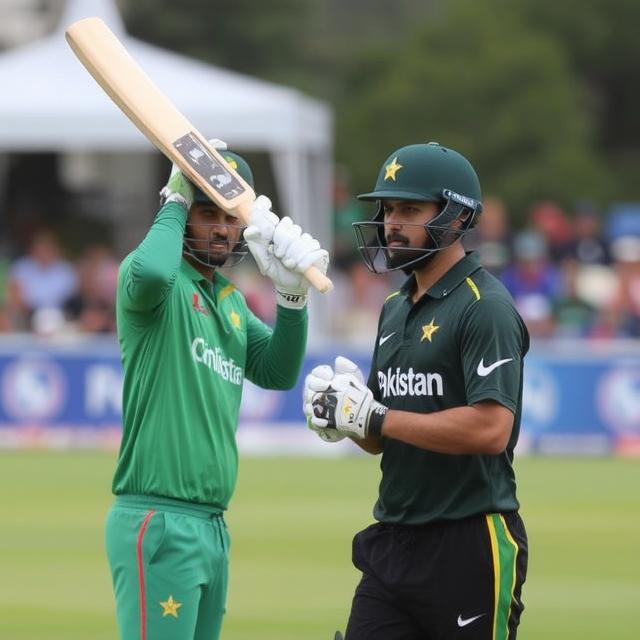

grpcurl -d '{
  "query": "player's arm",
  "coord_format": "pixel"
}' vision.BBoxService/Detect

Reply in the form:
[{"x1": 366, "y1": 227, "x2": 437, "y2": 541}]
[
  {"x1": 380, "y1": 402, "x2": 513, "y2": 454},
  {"x1": 308, "y1": 376, "x2": 513, "y2": 454},
  {"x1": 245, "y1": 305, "x2": 307, "y2": 390},
  {"x1": 349, "y1": 434, "x2": 384, "y2": 455},
  {"x1": 119, "y1": 168, "x2": 192, "y2": 311}
]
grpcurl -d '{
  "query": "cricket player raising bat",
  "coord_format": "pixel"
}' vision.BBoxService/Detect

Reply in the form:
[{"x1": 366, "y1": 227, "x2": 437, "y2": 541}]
[{"x1": 105, "y1": 141, "x2": 328, "y2": 640}]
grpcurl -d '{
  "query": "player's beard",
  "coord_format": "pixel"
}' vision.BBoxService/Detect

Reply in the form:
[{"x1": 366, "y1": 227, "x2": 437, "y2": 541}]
[
  {"x1": 385, "y1": 231, "x2": 434, "y2": 271},
  {"x1": 184, "y1": 229, "x2": 232, "y2": 267}
]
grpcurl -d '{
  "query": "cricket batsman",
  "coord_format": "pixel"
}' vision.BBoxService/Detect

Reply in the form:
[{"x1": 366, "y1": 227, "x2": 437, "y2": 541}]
[
  {"x1": 105, "y1": 141, "x2": 328, "y2": 640},
  {"x1": 304, "y1": 142, "x2": 529, "y2": 639}
]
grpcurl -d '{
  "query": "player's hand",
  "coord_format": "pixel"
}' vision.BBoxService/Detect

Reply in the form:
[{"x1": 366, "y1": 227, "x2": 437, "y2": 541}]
[
  {"x1": 309, "y1": 359, "x2": 388, "y2": 440},
  {"x1": 245, "y1": 207, "x2": 329, "y2": 310},
  {"x1": 244, "y1": 195, "x2": 280, "y2": 244},
  {"x1": 303, "y1": 357, "x2": 372, "y2": 441},
  {"x1": 159, "y1": 164, "x2": 194, "y2": 210},
  {"x1": 159, "y1": 139, "x2": 228, "y2": 210},
  {"x1": 303, "y1": 363, "x2": 345, "y2": 443}
]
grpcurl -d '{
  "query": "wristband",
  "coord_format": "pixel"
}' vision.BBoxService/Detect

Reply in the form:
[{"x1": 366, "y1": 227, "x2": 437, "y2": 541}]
[
  {"x1": 367, "y1": 403, "x2": 388, "y2": 438},
  {"x1": 276, "y1": 289, "x2": 308, "y2": 310}
]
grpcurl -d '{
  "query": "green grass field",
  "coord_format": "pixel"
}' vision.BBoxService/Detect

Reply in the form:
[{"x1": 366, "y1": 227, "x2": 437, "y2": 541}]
[{"x1": 0, "y1": 452, "x2": 638, "y2": 639}]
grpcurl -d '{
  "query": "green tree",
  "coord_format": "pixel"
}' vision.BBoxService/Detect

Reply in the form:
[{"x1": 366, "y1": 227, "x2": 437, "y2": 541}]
[
  {"x1": 122, "y1": 0, "x2": 313, "y2": 82},
  {"x1": 516, "y1": 0, "x2": 640, "y2": 200},
  {"x1": 339, "y1": 0, "x2": 609, "y2": 218}
]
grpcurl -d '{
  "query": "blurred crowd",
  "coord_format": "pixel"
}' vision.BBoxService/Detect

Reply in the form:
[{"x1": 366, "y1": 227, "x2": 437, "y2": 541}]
[
  {"x1": 331, "y1": 173, "x2": 640, "y2": 342},
  {"x1": 0, "y1": 231, "x2": 119, "y2": 336},
  {"x1": 1, "y1": 184, "x2": 639, "y2": 342}
]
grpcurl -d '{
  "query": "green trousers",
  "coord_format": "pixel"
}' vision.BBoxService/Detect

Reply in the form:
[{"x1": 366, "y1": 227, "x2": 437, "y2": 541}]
[{"x1": 105, "y1": 495, "x2": 230, "y2": 640}]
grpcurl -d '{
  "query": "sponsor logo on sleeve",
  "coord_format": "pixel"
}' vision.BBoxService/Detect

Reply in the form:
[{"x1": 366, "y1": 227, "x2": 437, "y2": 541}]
[{"x1": 476, "y1": 357, "x2": 513, "y2": 377}]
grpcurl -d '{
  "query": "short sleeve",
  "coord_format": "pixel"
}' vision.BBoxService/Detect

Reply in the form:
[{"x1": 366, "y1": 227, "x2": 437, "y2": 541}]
[{"x1": 459, "y1": 297, "x2": 528, "y2": 412}]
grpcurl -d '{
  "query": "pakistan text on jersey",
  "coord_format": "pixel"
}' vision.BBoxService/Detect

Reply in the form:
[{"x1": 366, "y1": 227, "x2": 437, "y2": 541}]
[
  {"x1": 191, "y1": 338, "x2": 243, "y2": 385},
  {"x1": 378, "y1": 367, "x2": 444, "y2": 399}
]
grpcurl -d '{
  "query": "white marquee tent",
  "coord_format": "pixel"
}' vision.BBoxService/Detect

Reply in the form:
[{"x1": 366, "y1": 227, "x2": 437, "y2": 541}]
[{"x1": 0, "y1": 0, "x2": 334, "y2": 335}]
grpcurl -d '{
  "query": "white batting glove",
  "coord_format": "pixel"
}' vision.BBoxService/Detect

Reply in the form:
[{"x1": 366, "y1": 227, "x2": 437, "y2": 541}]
[
  {"x1": 303, "y1": 357, "x2": 368, "y2": 442},
  {"x1": 244, "y1": 195, "x2": 280, "y2": 244},
  {"x1": 159, "y1": 138, "x2": 228, "y2": 209},
  {"x1": 303, "y1": 363, "x2": 345, "y2": 443},
  {"x1": 245, "y1": 212, "x2": 329, "y2": 310},
  {"x1": 309, "y1": 359, "x2": 388, "y2": 440}
]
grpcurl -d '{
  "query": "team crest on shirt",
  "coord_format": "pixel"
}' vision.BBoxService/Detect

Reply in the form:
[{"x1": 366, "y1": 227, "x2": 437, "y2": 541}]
[
  {"x1": 192, "y1": 292, "x2": 210, "y2": 316},
  {"x1": 420, "y1": 318, "x2": 439, "y2": 343},
  {"x1": 229, "y1": 310, "x2": 241, "y2": 328},
  {"x1": 160, "y1": 595, "x2": 182, "y2": 617}
]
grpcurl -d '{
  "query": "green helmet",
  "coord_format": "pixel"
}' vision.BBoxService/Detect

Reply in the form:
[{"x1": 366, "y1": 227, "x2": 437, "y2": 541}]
[
  {"x1": 354, "y1": 142, "x2": 483, "y2": 273},
  {"x1": 192, "y1": 150, "x2": 255, "y2": 203},
  {"x1": 359, "y1": 142, "x2": 481, "y2": 204}
]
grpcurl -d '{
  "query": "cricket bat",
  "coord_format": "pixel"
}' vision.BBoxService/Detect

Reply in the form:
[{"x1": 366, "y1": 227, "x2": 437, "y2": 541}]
[{"x1": 65, "y1": 17, "x2": 332, "y2": 293}]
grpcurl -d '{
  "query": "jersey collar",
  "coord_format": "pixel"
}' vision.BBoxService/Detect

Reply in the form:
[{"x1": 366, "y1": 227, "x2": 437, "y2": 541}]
[
  {"x1": 180, "y1": 257, "x2": 208, "y2": 282},
  {"x1": 179, "y1": 258, "x2": 232, "y2": 293},
  {"x1": 401, "y1": 251, "x2": 482, "y2": 300}
]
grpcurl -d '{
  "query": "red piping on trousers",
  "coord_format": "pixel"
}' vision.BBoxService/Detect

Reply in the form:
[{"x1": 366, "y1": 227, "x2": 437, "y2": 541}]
[{"x1": 136, "y1": 510, "x2": 156, "y2": 640}]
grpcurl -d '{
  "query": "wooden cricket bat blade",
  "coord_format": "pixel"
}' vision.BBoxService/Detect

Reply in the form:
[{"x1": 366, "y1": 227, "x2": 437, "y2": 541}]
[{"x1": 65, "y1": 17, "x2": 333, "y2": 293}]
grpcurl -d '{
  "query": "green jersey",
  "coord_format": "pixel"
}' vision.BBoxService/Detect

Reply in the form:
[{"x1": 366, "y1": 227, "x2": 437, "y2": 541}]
[
  {"x1": 112, "y1": 202, "x2": 307, "y2": 509},
  {"x1": 368, "y1": 252, "x2": 529, "y2": 525}
]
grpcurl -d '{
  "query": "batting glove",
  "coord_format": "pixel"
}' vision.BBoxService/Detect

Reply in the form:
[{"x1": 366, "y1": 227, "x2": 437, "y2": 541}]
[
  {"x1": 303, "y1": 363, "x2": 346, "y2": 443},
  {"x1": 245, "y1": 209, "x2": 329, "y2": 310},
  {"x1": 309, "y1": 363, "x2": 388, "y2": 440},
  {"x1": 159, "y1": 138, "x2": 228, "y2": 210},
  {"x1": 303, "y1": 357, "x2": 375, "y2": 441}
]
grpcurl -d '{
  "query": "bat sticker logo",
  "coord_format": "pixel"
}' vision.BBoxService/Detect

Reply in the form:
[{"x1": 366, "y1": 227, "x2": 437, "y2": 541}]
[{"x1": 211, "y1": 173, "x2": 232, "y2": 189}]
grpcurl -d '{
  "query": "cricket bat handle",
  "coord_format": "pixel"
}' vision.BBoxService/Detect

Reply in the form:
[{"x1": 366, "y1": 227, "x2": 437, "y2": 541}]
[{"x1": 303, "y1": 264, "x2": 333, "y2": 293}]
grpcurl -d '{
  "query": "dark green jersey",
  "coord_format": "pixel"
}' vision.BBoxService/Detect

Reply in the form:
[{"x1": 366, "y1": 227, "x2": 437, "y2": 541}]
[
  {"x1": 113, "y1": 202, "x2": 307, "y2": 509},
  {"x1": 368, "y1": 252, "x2": 529, "y2": 525}
]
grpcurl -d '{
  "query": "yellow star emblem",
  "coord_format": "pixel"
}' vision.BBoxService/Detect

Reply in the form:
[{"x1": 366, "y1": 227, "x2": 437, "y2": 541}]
[
  {"x1": 384, "y1": 157, "x2": 403, "y2": 181},
  {"x1": 230, "y1": 310, "x2": 241, "y2": 328},
  {"x1": 421, "y1": 318, "x2": 440, "y2": 343},
  {"x1": 224, "y1": 156, "x2": 238, "y2": 171},
  {"x1": 160, "y1": 595, "x2": 182, "y2": 618}
]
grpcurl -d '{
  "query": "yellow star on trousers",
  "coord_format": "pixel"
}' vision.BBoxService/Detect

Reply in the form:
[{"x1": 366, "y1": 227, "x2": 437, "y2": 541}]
[
  {"x1": 384, "y1": 157, "x2": 403, "y2": 181},
  {"x1": 421, "y1": 318, "x2": 440, "y2": 343},
  {"x1": 230, "y1": 310, "x2": 241, "y2": 328},
  {"x1": 160, "y1": 595, "x2": 182, "y2": 618}
]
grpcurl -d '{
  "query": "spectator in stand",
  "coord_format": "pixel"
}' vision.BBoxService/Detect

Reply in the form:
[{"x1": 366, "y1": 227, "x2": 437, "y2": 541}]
[
  {"x1": 567, "y1": 201, "x2": 610, "y2": 265},
  {"x1": 7, "y1": 229, "x2": 78, "y2": 331},
  {"x1": 607, "y1": 235, "x2": 640, "y2": 336},
  {"x1": 463, "y1": 196, "x2": 512, "y2": 276},
  {"x1": 552, "y1": 259, "x2": 597, "y2": 337},
  {"x1": 330, "y1": 257, "x2": 394, "y2": 343},
  {"x1": 500, "y1": 230, "x2": 562, "y2": 337},
  {"x1": 66, "y1": 244, "x2": 119, "y2": 333},
  {"x1": 529, "y1": 201, "x2": 573, "y2": 263}
]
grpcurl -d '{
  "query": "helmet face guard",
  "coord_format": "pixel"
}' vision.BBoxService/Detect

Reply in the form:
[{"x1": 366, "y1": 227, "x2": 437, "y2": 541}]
[
  {"x1": 181, "y1": 149, "x2": 253, "y2": 269},
  {"x1": 183, "y1": 222, "x2": 248, "y2": 269},
  {"x1": 353, "y1": 189, "x2": 482, "y2": 274}
]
